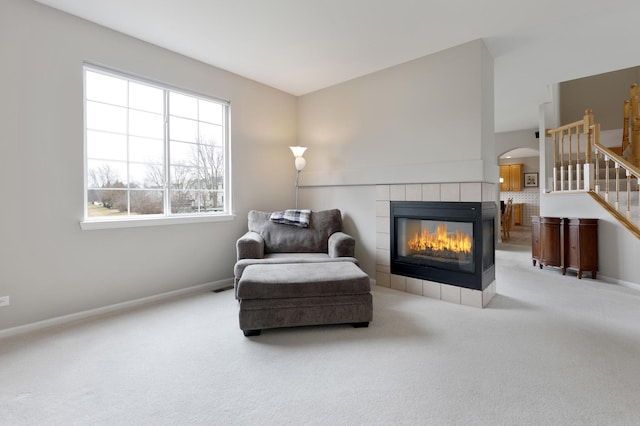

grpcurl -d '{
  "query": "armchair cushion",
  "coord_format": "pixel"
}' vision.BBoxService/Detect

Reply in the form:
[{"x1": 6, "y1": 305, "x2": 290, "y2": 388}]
[{"x1": 234, "y1": 255, "x2": 359, "y2": 283}]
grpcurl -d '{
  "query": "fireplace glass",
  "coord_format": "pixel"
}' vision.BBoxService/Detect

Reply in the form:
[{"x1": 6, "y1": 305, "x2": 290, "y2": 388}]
[{"x1": 396, "y1": 218, "x2": 474, "y2": 273}]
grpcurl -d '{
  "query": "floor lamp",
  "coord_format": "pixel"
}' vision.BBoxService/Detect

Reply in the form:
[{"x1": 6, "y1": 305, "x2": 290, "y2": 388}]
[{"x1": 290, "y1": 146, "x2": 307, "y2": 209}]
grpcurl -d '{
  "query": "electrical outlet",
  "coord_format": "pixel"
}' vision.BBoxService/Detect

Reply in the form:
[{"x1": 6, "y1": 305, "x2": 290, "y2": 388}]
[{"x1": 0, "y1": 296, "x2": 9, "y2": 307}]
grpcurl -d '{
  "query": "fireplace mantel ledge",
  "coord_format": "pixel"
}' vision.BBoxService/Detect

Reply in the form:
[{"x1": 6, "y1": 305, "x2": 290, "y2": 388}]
[{"x1": 301, "y1": 159, "x2": 498, "y2": 187}]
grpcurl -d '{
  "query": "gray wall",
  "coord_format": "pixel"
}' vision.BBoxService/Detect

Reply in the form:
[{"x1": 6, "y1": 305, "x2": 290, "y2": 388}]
[
  {"x1": 297, "y1": 40, "x2": 495, "y2": 278},
  {"x1": 0, "y1": 0, "x2": 298, "y2": 330},
  {"x1": 560, "y1": 66, "x2": 640, "y2": 130},
  {"x1": 298, "y1": 40, "x2": 496, "y2": 187}
]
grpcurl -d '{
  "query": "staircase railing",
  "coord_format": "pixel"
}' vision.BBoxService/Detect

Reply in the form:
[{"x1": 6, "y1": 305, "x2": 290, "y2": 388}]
[
  {"x1": 548, "y1": 109, "x2": 595, "y2": 192},
  {"x1": 547, "y1": 109, "x2": 640, "y2": 239}
]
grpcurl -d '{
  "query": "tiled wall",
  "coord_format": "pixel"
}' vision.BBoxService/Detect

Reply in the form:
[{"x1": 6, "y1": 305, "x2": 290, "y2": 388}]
[
  {"x1": 500, "y1": 187, "x2": 540, "y2": 226},
  {"x1": 375, "y1": 182, "x2": 497, "y2": 308}
]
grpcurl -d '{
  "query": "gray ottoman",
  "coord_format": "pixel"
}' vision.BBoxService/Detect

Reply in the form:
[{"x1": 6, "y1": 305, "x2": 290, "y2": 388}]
[{"x1": 236, "y1": 262, "x2": 372, "y2": 336}]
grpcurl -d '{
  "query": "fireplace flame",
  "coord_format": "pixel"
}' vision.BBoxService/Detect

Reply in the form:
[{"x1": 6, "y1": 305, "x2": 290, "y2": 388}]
[{"x1": 408, "y1": 224, "x2": 472, "y2": 254}]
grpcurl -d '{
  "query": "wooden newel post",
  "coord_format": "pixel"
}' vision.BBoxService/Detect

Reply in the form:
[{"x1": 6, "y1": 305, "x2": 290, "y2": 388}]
[
  {"x1": 582, "y1": 109, "x2": 596, "y2": 191},
  {"x1": 622, "y1": 100, "x2": 631, "y2": 156},
  {"x1": 551, "y1": 130, "x2": 558, "y2": 192},
  {"x1": 584, "y1": 109, "x2": 593, "y2": 164},
  {"x1": 631, "y1": 84, "x2": 640, "y2": 168}
]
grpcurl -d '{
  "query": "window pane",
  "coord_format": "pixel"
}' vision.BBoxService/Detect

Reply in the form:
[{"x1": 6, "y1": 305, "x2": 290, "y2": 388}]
[
  {"x1": 199, "y1": 122, "x2": 223, "y2": 146},
  {"x1": 87, "y1": 160, "x2": 127, "y2": 188},
  {"x1": 199, "y1": 171, "x2": 224, "y2": 191},
  {"x1": 199, "y1": 146, "x2": 224, "y2": 189},
  {"x1": 86, "y1": 130, "x2": 127, "y2": 161},
  {"x1": 170, "y1": 141, "x2": 197, "y2": 166},
  {"x1": 129, "y1": 136, "x2": 164, "y2": 163},
  {"x1": 144, "y1": 163, "x2": 166, "y2": 188},
  {"x1": 129, "y1": 82, "x2": 163, "y2": 114},
  {"x1": 170, "y1": 165, "x2": 198, "y2": 189},
  {"x1": 85, "y1": 71, "x2": 127, "y2": 106},
  {"x1": 201, "y1": 191, "x2": 224, "y2": 212},
  {"x1": 129, "y1": 110, "x2": 164, "y2": 139},
  {"x1": 199, "y1": 99, "x2": 223, "y2": 125},
  {"x1": 170, "y1": 92, "x2": 197, "y2": 119},
  {"x1": 130, "y1": 190, "x2": 163, "y2": 215},
  {"x1": 87, "y1": 189, "x2": 128, "y2": 215},
  {"x1": 169, "y1": 116, "x2": 198, "y2": 143},
  {"x1": 171, "y1": 190, "x2": 198, "y2": 214},
  {"x1": 129, "y1": 163, "x2": 164, "y2": 189},
  {"x1": 86, "y1": 101, "x2": 127, "y2": 134}
]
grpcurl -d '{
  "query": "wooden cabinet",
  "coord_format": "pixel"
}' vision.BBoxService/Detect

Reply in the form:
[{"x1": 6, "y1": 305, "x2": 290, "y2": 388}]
[
  {"x1": 531, "y1": 216, "x2": 540, "y2": 264},
  {"x1": 500, "y1": 164, "x2": 523, "y2": 191},
  {"x1": 531, "y1": 216, "x2": 598, "y2": 279},
  {"x1": 564, "y1": 218, "x2": 598, "y2": 279},
  {"x1": 539, "y1": 217, "x2": 563, "y2": 269},
  {"x1": 513, "y1": 203, "x2": 522, "y2": 225},
  {"x1": 532, "y1": 216, "x2": 562, "y2": 268}
]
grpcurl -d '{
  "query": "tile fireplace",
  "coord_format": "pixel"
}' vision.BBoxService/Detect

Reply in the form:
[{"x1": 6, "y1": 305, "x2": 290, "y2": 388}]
[{"x1": 375, "y1": 183, "x2": 498, "y2": 308}]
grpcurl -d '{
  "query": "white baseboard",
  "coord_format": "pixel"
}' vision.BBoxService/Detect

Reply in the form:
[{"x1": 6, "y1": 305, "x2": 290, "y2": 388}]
[
  {"x1": 597, "y1": 274, "x2": 640, "y2": 292},
  {"x1": 0, "y1": 278, "x2": 234, "y2": 339}
]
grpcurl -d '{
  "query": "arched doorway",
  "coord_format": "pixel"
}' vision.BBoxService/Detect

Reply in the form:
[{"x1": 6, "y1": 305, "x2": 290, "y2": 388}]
[{"x1": 498, "y1": 147, "x2": 540, "y2": 245}]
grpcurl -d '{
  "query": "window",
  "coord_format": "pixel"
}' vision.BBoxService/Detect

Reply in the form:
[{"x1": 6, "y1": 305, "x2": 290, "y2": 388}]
[{"x1": 82, "y1": 64, "x2": 231, "y2": 228}]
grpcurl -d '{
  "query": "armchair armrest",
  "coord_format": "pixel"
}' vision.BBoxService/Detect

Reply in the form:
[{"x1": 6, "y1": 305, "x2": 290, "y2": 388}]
[
  {"x1": 328, "y1": 231, "x2": 355, "y2": 258},
  {"x1": 236, "y1": 231, "x2": 265, "y2": 260}
]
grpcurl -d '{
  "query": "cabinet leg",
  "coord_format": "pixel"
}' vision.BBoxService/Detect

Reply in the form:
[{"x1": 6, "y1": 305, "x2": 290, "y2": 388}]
[
  {"x1": 533, "y1": 259, "x2": 537, "y2": 266},
  {"x1": 577, "y1": 271, "x2": 583, "y2": 279},
  {"x1": 562, "y1": 268, "x2": 566, "y2": 275}
]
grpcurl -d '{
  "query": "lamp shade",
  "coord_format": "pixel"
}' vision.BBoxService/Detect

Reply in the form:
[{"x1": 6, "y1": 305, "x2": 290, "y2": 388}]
[
  {"x1": 294, "y1": 156, "x2": 307, "y2": 171},
  {"x1": 289, "y1": 146, "x2": 307, "y2": 157}
]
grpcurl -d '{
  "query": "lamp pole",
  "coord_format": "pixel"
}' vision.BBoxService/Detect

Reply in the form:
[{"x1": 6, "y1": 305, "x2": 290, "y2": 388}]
[
  {"x1": 290, "y1": 146, "x2": 307, "y2": 210},
  {"x1": 295, "y1": 169, "x2": 301, "y2": 209}
]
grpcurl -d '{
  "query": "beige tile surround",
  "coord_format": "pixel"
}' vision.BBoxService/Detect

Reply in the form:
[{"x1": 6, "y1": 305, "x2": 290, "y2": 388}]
[{"x1": 375, "y1": 182, "x2": 497, "y2": 308}]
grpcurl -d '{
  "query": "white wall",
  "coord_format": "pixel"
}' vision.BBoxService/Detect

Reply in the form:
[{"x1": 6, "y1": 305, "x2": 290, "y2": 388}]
[
  {"x1": 495, "y1": 129, "x2": 539, "y2": 158},
  {"x1": 297, "y1": 40, "x2": 495, "y2": 278},
  {"x1": 0, "y1": 0, "x2": 297, "y2": 330}
]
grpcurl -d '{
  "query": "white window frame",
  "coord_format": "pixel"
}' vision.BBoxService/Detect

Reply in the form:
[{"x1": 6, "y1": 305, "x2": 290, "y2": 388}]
[{"x1": 81, "y1": 63, "x2": 233, "y2": 230}]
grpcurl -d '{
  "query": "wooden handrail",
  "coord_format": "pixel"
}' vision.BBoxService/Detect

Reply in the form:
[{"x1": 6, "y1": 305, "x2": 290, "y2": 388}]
[
  {"x1": 631, "y1": 84, "x2": 640, "y2": 166},
  {"x1": 547, "y1": 104, "x2": 640, "y2": 239},
  {"x1": 594, "y1": 135, "x2": 640, "y2": 178}
]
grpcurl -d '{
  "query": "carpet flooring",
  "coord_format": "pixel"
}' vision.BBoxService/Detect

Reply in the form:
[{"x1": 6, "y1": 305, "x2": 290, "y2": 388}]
[
  {"x1": 2, "y1": 244, "x2": 640, "y2": 425},
  {"x1": 501, "y1": 225, "x2": 531, "y2": 246}
]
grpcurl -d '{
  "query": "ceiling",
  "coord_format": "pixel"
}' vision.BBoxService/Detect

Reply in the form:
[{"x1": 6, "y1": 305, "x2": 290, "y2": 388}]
[{"x1": 35, "y1": 0, "x2": 640, "y2": 133}]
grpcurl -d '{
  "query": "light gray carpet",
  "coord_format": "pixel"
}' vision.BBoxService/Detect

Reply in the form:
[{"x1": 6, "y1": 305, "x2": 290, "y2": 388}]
[{"x1": 2, "y1": 244, "x2": 640, "y2": 425}]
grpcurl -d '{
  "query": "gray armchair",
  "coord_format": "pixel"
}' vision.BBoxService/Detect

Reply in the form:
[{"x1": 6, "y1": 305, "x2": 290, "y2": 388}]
[{"x1": 233, "y1": 209, "x2": 358, "y2": 293}]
